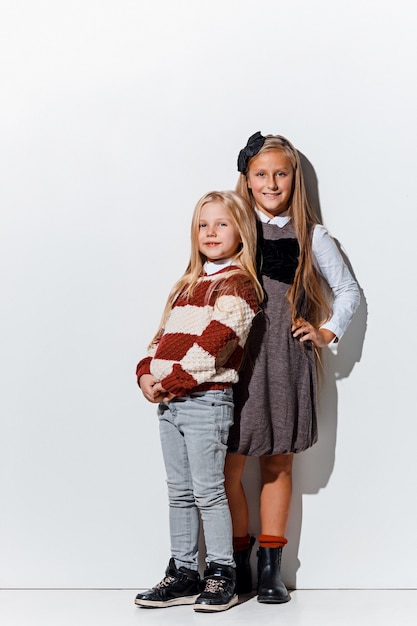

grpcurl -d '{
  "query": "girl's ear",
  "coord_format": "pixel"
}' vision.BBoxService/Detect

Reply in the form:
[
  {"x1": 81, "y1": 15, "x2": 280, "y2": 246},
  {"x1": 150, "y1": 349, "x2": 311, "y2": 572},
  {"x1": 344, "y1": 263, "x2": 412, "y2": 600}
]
[{"x1": 246, "y1": 176, "x2": 251, "y2": 189}]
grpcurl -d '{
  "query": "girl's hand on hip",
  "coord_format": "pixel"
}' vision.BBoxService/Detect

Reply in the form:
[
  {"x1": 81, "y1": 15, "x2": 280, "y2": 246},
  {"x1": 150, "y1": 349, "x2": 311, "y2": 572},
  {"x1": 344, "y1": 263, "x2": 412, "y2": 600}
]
[{"x1": 292, "y1": 318, "x2": 336, "y2": 348}]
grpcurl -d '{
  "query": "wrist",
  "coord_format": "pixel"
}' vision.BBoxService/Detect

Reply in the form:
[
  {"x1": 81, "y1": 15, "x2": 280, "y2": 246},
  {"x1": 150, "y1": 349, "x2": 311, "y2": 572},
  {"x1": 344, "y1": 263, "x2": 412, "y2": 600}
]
[{"x1": 319, "y1": 328, "x2": 337, "y2": 345}]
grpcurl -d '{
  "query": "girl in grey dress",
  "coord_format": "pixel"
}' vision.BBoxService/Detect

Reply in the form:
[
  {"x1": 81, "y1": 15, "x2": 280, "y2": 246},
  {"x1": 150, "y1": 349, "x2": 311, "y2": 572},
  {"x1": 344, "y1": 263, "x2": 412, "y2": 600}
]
[{"x1": 225, "y1": 132, "x2": 360, "y2": 603}]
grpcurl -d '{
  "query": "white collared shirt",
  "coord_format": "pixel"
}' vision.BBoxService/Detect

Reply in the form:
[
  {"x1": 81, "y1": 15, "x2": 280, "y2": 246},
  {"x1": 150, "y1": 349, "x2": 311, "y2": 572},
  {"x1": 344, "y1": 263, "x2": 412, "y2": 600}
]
[
  {"x1": 204, "y1": 258, "x2": 234, "y2": 275},
  {"x1": 255, "y1": 209, "x2": 360, "y2": 341}
]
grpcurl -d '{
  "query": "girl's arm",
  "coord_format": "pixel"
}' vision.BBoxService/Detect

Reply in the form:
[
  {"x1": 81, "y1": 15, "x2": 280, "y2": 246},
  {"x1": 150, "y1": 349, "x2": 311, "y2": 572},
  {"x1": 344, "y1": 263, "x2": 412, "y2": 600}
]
[
  {"x1": 153, "y1": 282, "x2": 259, "y2": 397},
  {"x1": 311, "y1": 224, "x2": 360, "y2": 342},
  {"x1": 136, "y1": 356, "x2": 151, "y2": 378}
]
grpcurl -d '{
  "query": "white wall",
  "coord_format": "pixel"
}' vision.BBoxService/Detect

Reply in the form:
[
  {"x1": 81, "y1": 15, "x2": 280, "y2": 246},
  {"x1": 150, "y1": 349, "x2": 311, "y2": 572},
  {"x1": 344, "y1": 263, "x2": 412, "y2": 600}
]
[{"x1": 1, "y1": 0, "x2": 416, "y2": 589}]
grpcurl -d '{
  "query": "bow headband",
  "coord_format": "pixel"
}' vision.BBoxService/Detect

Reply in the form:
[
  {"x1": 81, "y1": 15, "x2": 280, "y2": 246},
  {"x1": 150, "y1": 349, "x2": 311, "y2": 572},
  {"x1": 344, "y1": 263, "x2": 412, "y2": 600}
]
[{"x1": 237, "y1": 131, "x2": 266, "y2": 173}]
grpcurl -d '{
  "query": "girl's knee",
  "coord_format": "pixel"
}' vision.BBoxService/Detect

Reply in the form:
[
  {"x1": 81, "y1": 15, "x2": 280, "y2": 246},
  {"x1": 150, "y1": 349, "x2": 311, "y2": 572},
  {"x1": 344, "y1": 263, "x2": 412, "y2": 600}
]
[
  {"x1": 260, "y1": 454, "x2": 293, "y2": 481},
  {"x1": 194, "y1": 489, "x2": 228, "y2": 511},
  {"x1": 167, "y1": 484, "x2": 195, "y2": 507}
]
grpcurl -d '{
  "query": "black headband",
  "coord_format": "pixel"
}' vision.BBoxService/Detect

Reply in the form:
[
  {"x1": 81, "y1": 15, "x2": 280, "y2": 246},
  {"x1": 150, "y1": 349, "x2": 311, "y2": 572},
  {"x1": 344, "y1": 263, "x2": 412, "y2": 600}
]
[{"x1": 237, "y1": 131, "x2": 266, "y2": 173}]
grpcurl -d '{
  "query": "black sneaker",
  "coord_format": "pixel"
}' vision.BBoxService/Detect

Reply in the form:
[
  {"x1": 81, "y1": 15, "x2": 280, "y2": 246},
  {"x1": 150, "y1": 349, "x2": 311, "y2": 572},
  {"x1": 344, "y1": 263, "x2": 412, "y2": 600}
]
[
  {"x1": 194, "y1": 562, "x2": 238, "y2": 612},
  {"x1": 135, "y1": 558, "x2": 200, "y2": 608}
]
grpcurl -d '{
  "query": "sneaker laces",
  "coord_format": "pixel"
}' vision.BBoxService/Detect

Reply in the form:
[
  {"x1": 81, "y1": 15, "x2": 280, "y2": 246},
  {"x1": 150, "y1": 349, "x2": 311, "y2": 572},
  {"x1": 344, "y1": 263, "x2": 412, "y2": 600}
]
[
  {"x1": 203, "y1": 577, "x2": 226, "y2": 594},
  {"x1": 154, "y1": 575, "x2": 176, "y2": 589}
]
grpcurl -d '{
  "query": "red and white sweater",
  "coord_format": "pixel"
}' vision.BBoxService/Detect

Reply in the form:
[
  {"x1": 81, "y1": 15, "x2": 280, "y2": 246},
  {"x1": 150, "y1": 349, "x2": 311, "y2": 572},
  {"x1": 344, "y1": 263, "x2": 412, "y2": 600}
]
[{"x1": 136, "y1": 267, "x2": 259, "y2": 397}]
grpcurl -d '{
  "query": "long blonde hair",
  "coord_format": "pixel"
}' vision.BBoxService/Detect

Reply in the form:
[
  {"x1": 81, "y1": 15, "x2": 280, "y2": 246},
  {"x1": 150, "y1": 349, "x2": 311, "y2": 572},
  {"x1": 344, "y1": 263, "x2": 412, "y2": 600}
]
[
  {"x1": 150, "y1": 190, "x2": 263, "y2": 348},
  {"x1": 236, "y1": 134, "x2": 331, "y2": 328}
]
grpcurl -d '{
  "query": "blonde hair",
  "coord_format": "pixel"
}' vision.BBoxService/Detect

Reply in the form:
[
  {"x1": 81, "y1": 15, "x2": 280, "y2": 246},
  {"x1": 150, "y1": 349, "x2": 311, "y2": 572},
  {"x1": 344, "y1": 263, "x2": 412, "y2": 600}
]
[
  {"x1": 236, "y1": 134, "x2": 331, "y2": 328},
  {"x1": 149, "y1": 190, "x2": 263, "y2": 348}
]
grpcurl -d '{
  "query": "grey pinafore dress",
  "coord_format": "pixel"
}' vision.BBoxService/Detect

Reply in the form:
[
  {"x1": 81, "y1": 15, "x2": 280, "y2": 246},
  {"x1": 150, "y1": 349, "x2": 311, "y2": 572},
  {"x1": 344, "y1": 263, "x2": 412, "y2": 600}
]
[{"x1": 228, "y1": 220, "x2": 318, "y2": 456}]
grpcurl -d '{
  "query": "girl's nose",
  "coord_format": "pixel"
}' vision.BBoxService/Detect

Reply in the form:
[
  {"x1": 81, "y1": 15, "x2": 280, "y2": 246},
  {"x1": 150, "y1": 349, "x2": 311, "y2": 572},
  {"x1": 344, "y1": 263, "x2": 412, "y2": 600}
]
[{"x1": 266, "y1": 176, "x2": 278, "y2": 189}]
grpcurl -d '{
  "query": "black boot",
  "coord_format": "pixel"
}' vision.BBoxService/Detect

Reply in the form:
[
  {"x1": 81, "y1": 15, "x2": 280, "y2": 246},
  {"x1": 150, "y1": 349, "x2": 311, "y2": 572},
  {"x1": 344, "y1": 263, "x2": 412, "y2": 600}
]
[
  {"x1": 234, "y1": 536, "x2": 255, "y2": 594},
  {"x1": 135, "y1": 558, "x2": 200, "y2": 608},
  {"x1": 257, "y1": 546, "x2": 290, "y2": 603},
  {"x1": 194, "y1": 562, "x2": 238, "y2": 612}
]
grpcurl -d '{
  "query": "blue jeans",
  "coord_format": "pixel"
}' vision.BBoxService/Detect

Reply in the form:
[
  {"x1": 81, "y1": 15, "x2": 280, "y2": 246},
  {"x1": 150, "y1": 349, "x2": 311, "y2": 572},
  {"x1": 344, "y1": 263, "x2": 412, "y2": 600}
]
[{"x1": 158, "y1": 389, "x2": 235, "y2": 570}]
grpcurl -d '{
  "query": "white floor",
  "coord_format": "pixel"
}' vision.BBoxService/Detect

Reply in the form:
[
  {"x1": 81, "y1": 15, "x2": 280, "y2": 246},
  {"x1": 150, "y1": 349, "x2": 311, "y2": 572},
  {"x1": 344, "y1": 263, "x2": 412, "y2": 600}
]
[{"x1": 1, "y1": 589, "x2": 416, "y2": 626}]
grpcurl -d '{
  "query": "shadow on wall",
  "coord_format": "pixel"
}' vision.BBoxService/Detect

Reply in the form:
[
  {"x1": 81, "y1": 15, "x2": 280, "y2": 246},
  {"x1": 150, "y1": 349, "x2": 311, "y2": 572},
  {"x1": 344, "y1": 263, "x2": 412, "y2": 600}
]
[{"x1": 240, "y1": 151, "x2": 368, "y2": 590}]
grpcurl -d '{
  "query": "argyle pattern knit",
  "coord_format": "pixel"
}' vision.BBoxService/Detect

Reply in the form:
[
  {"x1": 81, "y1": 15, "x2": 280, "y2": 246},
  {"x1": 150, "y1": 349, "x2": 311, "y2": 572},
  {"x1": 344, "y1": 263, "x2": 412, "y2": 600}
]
[{"x1": 136, "y1": 267, "x2": 259, "y2": 397}]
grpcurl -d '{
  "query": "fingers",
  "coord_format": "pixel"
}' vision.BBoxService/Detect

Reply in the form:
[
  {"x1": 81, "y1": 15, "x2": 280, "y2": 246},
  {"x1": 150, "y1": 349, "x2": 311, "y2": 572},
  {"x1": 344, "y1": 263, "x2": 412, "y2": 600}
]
[
  {"x1": 140, "y1": 379, "x2": 161, "y2": 403},
  {"x1": 143, "y1": 388, "x2": 158, "y2": 402},
  {"x1": 292, "y1": 318, "x2": 319, "y2": 346},
  {"x1": 138, "y1": 374, "x2": 174, "y2": 403},
  {"x1": 292, "y1": 321, "x2": 332, "y2": 348},
  {"x1": 292, "y1": 318, "x2": 312, "y2": 339},
  {"x1": 147, "y1": 384, "x2": 174, "y2": 404},
  {"x1": 145, "y1": 390, "x2": 165, "y2": 403}
]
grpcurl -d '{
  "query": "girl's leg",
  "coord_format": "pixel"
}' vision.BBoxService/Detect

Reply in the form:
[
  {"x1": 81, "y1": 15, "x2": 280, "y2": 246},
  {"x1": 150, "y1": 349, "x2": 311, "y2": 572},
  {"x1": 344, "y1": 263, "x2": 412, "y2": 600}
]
[
  {"x1": 257, "y1": 453, "x2": 293, "y2": 604},
  {"x1": 225, "y1": 452, "x2": 255, "y2": 594},
  {"x1": 224, "y1": 453, "x2": 248, "y2": 536},
  {"x1": 224, "y1": 452, "x2": 293, "y2": 536},
  {"x1": 158, "y1": 402, "x2": 200, "y2": 570},
  {"x1": 259, "y1": 453, "x2": 293, "y2": 536},
  {"x1": 179, "y1": 390, "x2": 235, "y2": 566}
]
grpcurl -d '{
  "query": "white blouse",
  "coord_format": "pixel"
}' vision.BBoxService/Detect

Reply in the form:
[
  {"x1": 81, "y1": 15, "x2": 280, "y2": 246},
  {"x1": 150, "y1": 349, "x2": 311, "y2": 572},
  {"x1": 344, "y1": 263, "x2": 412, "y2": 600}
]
[{"x1": 256, "y1": 210, "x2": 360, "y2": 341}]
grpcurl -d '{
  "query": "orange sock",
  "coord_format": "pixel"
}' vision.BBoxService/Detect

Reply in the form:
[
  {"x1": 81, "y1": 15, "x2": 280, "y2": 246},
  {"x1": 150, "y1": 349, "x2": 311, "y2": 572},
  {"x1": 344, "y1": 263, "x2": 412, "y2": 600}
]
[
  {"x1": 233, "y1": 534, "x2": 252, "y2": 551},
  {"x1": 258, "y1": 534, "x2": 288, "y2": 548}
]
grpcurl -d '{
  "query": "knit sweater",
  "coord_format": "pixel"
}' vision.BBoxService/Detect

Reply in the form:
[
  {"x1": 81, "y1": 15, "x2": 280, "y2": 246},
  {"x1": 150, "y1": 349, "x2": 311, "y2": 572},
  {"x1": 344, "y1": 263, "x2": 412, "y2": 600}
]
[{"x1": 136, "y1": 267, "x2": 259, "y2": 397}]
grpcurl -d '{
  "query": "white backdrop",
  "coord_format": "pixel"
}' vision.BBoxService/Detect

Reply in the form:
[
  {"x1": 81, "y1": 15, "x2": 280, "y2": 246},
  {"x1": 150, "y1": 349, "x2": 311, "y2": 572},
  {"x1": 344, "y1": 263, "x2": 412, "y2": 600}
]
[{"x1": 1, "y1": 0, "x2": 416, "y2": 589}]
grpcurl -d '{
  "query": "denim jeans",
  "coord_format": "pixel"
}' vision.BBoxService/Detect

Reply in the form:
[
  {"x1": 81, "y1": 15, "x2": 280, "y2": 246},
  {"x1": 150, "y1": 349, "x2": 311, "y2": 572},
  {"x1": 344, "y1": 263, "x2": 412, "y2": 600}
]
[{"x1": 158, "y1": 389, "x2": 235, "y2": 570}]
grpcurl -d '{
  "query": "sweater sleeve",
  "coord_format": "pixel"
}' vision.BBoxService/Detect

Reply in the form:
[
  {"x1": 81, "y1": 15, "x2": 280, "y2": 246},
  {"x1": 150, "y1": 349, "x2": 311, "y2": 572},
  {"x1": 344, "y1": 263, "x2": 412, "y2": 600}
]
[
  {"x1": 156, "y1": 280, "x2": 259, "y2": 396},
  {"x1": 136, "y1": 356, "x2": 152, "y2": 380}
]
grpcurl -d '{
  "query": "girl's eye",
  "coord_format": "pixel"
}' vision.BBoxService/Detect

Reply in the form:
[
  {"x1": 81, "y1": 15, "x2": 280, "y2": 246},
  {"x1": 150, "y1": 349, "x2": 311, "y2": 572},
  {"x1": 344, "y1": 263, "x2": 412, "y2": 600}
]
[
  {"x1": 256, "y1": 172, "x2": 265, "y2": 177},
  {"x1": 276, "y1": 172, "x2": 285, "y2": 177},
  {"x1": 199, "y1": 223, "x2": 206, "y2": 228},
  {"x1": 219, "y1": 222, "x2": 228, "y2": 227}
]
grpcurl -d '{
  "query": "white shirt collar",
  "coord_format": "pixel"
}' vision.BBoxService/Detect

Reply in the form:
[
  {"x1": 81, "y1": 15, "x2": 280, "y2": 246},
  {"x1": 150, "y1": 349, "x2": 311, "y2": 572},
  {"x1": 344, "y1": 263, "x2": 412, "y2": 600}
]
[
  {"x1": 255, "y1": 208, "x2": 291, "y2": 228},
  {"x1": 204, "y1": 258, "x2": 233, "y2": 275}
]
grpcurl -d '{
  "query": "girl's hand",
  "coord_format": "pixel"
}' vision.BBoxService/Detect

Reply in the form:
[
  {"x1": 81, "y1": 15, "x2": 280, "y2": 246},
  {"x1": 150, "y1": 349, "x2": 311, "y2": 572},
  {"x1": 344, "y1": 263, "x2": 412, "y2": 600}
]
[
  {"x1": 153, "y1": 382, "x2": 175, "y2": 402},
  {"x1": 291, "y1": 318, "x2": 336, "y2": 348},
  {"x1": 138, "y1": 374, "x2": 161, "y2": 403}
]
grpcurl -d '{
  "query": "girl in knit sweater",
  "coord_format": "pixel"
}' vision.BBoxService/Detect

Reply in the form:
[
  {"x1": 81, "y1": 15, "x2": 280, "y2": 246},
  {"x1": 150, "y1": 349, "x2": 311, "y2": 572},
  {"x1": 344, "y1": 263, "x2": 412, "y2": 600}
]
[{"x1": 135, "y1": 191, "x2": 263, "y2": 613}]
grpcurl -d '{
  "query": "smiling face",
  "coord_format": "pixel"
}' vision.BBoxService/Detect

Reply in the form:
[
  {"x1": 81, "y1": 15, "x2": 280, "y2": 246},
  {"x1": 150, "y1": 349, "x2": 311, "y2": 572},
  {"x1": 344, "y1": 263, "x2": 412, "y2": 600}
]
[
  {"x1": 246, "y1": 149, "x2": 294, "y2": 218},
  {"x1": 198, "y1": 201, "x2": 241, "y2": 262}
]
